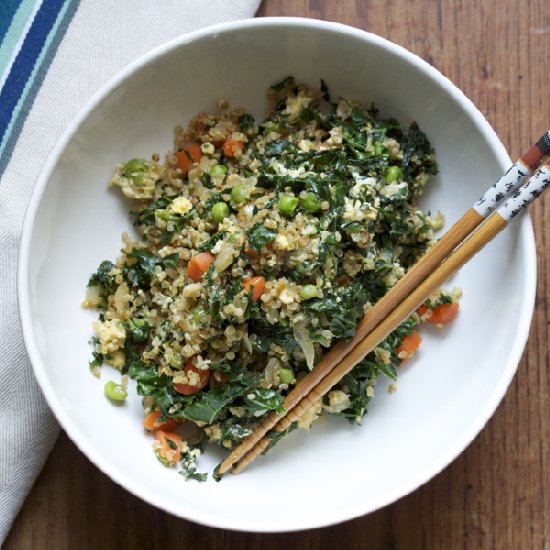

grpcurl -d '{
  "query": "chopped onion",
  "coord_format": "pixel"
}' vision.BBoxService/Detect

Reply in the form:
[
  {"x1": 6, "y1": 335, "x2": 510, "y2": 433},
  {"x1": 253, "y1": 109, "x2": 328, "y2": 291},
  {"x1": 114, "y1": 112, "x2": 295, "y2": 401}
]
[
  {"x1": 293, "y1": 321, "x2": 315, "y2": 370},
  {"x1": 113, "y1": 282, "x2": 130, "y2": 315},
  {"x1": 263, "y1": 358, "x2": 279, "y2": 387},
  {"x1": 85, "y1": 285, "x2": 101, "y2": 307},
  {"x1": 214, "y1": 243, "x2": 235, "y2": 273}
]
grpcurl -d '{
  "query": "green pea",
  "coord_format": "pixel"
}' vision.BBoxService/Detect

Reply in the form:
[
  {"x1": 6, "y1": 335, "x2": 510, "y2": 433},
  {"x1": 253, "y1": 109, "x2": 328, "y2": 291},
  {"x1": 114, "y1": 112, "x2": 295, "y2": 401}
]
[
  {"x1": 300, "y1": 192, "x2": 322, "y2": 213},
  {"x1": 133, "y1": 174, "x2": 147, "y2": 186},
  {"x1": 123, "y1": 158, "x2": 149, "y2": 185},
  {"x1": 231, "y1": 185, "x2": 246, "y2": 206},
  {"x1": 210, "y1": 164, "x2": 228, "y2": 177},
  {"x1": 278, "y1": 195, "x2": 299, "y2": 217},
  {"x1": 123, "y1": 158, "x2": 149, "y2": 174},
  {"x1": 299, "y1": 284, "x2": 319, "y2": 300},
  {"x1": 385, "y1": 165, "x2": 402, "y2": 183},
  {"x1": 211, "y1": 202, "x2": 230, "y2": 223},
  {"x1": 104, "y1": 381, "x2": 127, "y2": 402},
  {"x1": 278, "y1": 367, "x2": 295, "y2": 385}
]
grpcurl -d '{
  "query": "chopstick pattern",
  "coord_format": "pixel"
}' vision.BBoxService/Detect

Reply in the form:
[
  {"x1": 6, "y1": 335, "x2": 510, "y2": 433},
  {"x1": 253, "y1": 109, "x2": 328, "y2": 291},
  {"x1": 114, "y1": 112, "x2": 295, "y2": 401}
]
[
  {"x1": 474, "y1": 130, "x2": 550, "y2": 217},
  {"x1": 216, "y1": 133, "x2": 550, "y2": 478},
  {"x1": 500, "y1": 164, "x2": 550, "y2": 220},
  {"x1": 474, "y1": 162, "x2": 531, "y2": 217}
]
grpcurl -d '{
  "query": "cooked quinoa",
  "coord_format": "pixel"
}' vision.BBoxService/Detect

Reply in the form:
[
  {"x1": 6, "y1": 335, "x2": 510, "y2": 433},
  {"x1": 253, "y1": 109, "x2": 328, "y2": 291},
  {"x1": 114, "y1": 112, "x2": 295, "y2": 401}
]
[{"x1": 83, "y1": 77, "x2": 459, "y2": 480}]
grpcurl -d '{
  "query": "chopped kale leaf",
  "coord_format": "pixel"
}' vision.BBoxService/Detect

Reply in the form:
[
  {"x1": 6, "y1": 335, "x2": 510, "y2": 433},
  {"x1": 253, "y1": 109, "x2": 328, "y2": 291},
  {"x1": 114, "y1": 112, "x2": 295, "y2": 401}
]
[{"x1": 246, "y1": 223, "x2": 277, "y2": 253}]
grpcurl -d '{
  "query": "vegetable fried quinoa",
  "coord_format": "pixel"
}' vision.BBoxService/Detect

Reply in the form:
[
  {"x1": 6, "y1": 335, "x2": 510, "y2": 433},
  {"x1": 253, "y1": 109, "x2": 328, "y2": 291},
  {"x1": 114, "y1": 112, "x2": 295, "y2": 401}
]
[{"x1": 83, "y1": 78, "x2": 460, "y2": 480}]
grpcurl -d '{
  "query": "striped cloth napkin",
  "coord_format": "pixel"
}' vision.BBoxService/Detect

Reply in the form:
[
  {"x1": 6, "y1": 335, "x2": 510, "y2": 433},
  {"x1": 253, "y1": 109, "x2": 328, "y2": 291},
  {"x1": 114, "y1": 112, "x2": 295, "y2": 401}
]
[{"x1": 0, "y1": 0, "x2": 261, "y2": 542}]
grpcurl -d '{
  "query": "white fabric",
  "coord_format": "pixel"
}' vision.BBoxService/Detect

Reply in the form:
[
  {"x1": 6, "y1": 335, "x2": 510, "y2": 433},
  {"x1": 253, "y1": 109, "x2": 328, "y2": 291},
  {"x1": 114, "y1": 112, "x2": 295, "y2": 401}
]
[{"x1": 0, "y1": 0, "x2": 261, "y2": 542}]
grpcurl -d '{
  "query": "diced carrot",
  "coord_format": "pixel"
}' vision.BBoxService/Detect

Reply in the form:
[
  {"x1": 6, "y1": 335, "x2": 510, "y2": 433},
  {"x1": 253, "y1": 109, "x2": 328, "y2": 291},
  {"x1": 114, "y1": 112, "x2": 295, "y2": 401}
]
[
  {"x1": 416, "y1": 304, "x2": 429, "y2": 316},
  {"x1": 154, "y1": 430, "x2": 182, "y2": 464},
  {"x1": 417, "y1": 301, "x2": 459, "y2": 325},
  {"x1": 143, "y1": 410, "x2": 177, "y2": 432},
  {"x1": 176, "y1": 143, "x2": 203, "y2": 174},
  {"x1": 243, "y1": 276, "x2": 266, "y2": 301},
  {"x1": 187, "y1": 252, "x2": 215, "y2": 282},
  {"x1": 396, "y1": 330, "x2": 422, "y2": 364},
  {"x1": 223, "y1": 138, "x2": 244, "y2": 158},
  {"x1": 428, "y1": 302, "x2": 459, "y2": 325},
  {"x1": 173, "y1": 358, "x2": 210, "y2": 396}
]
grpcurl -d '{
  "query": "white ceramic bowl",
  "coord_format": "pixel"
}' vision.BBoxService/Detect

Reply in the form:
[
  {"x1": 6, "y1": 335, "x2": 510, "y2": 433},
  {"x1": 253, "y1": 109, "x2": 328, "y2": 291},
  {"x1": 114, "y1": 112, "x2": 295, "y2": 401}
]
[{"x1": 18, "y1": 18, "x2": 536, "y2": 532}]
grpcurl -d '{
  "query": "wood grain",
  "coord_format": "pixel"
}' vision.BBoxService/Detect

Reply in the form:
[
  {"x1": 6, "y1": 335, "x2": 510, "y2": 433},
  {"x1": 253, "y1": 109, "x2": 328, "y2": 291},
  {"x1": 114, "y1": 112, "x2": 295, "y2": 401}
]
[{"x1": 5, "y1": 1, "x2": 550, "y2": 548}]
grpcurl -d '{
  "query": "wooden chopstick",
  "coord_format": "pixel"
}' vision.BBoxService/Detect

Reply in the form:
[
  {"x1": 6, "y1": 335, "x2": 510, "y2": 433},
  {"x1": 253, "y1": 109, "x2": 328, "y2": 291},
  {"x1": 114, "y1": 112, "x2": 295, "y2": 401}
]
[
  {"x1": 233, "y1": 214, "x2": 508, "y2": 472},
  {"x1": 216, "y1": 132, "x2": 550, "y2": 478},
  {"x1": 230, "y1": 162, "x2": 550, "y2": 476}
]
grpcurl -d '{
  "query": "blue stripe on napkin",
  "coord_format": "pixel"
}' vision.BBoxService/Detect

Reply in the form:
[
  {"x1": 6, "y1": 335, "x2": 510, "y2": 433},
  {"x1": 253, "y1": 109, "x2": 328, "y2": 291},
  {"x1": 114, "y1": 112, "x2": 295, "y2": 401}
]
[
  {"x1": 0, "y1": 0, "x2": 80, "y2": 178},
  {"x1": 0, "y1": 0, "x2": 23, "y2": 46}
]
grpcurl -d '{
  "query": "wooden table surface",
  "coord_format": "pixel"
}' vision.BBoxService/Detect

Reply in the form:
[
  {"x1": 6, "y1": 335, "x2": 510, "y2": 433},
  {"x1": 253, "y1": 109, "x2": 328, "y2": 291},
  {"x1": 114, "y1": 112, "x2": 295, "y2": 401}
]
[{"x1": 6, "y1": 1, "x2": 550, "y2": 548}]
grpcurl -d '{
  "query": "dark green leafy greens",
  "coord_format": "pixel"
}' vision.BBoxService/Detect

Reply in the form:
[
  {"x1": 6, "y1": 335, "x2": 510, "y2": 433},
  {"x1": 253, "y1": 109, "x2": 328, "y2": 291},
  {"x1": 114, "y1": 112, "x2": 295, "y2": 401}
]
[
  {"x1": 182, "y1": 382, "x2": 253, "y2": 424},
  {"x1": 246, "y1": 223, "x2": 277, "y2": 253},
  {"x1": 126, "y1": 318, "x2": 150, "y2": 343},
  {"x1": 87, "y1": 261, "x2": 116, "y2": 308},
  {"x1": 244, "y1": 388, "x2": 285, "y2": 416},
  {"x1": 179, "y1": 443, "x2": 208, "y2": 482},
  {"x1": 123, "y1": 249, "x2": 157, "y2": 287},
  {"x1": 304, "y1": 281, "x2": 370, "y2": 340}
]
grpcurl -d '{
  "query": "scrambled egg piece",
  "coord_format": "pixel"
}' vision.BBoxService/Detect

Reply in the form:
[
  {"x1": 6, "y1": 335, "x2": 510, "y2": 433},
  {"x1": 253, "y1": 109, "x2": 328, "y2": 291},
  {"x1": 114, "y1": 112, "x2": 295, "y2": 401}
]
[
  {"x1": 170, "y1": 197, "x2": 192, "y2": 215},
  {"x1": 92, "y1": 319, "x2": 126, "y2": 354}
]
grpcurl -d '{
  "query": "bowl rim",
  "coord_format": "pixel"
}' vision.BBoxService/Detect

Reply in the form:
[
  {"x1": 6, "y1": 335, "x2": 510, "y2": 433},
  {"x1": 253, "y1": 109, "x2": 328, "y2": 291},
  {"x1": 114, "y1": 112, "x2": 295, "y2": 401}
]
[{"x1": 17, "y1": 16, "x2": 537, "y2": 532}]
